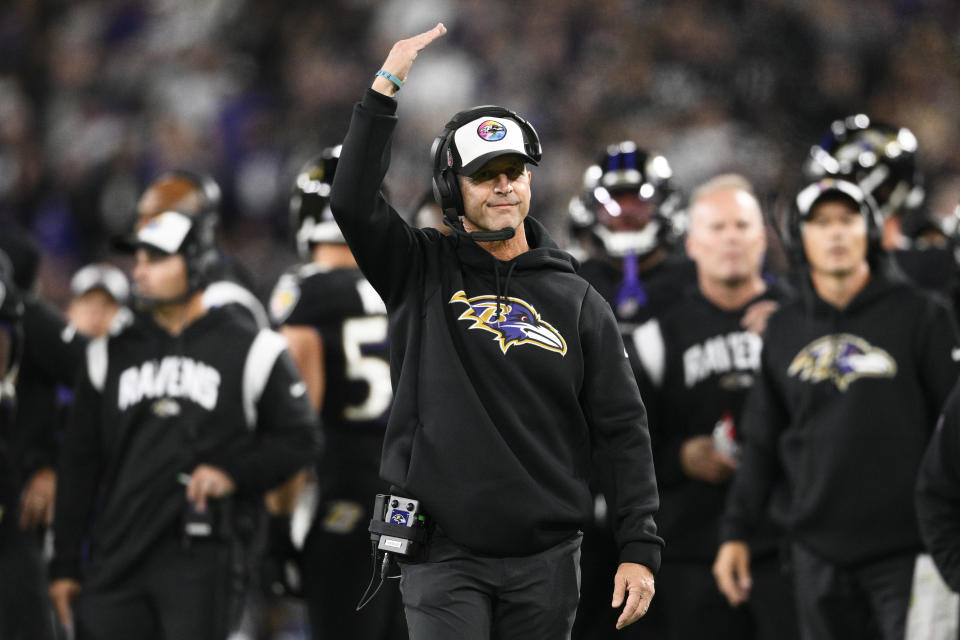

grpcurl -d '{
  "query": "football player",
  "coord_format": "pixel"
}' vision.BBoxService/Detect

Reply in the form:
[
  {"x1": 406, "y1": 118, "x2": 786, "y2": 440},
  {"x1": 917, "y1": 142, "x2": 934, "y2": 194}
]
[
  {"x1": 269, "y1": 148, "x2": 404, "y2": 640},
  {"x1": 569, "y1": 141, "x2": 695, "y2": 328}
]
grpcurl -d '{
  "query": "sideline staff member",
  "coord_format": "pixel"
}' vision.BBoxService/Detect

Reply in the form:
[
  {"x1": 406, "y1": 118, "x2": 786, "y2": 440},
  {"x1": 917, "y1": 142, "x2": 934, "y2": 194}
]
[
  {"x1": 713, "y1": 179, "x2": 960, "y2": 640},
  {"x1": 331, "y1": 23, "x2": 661, "y2": 639},
  {"x1": 49, "y1": 208, "x2": 319, "y2": 640}
]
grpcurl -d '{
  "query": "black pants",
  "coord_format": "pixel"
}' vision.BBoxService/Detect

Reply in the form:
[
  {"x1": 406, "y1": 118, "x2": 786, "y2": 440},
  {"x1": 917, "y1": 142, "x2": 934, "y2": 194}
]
[
  {"x1": 75, "y1": 536, "x2": 238, "y2": 640},
  {"x1": 0, "y1": 527, "x2": 56, "y2": 640},
  {"x1": 654, "y1": 553, "x2": 799, "y2": 640},
  {"x1": 791, "y1": 543, "x2": 915, "y2": 640},
  {"x1": 399, "y1": 530, "x2": 582, "y2": 640}
]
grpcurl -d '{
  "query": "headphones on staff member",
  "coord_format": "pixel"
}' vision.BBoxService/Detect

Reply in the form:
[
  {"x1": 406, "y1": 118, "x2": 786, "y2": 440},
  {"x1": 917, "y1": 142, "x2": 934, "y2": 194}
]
[
  {"x1": 786, "y1": 178, "x2": 884, "y2": 265},
  {"x1": 430, "y1": 105, "x2": 542, "y2": 236}
]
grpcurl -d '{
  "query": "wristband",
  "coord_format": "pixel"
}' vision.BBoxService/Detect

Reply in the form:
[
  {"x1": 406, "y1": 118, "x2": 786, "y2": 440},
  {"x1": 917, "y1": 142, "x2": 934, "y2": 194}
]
[{"x1": 375, "y1": 69, "x2": 403, "y2": 91}]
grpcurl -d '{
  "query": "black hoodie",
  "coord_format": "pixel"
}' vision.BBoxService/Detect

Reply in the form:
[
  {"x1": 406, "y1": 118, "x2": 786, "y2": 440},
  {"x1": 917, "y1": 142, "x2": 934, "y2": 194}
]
[
  {"x1": 50, "y1": 306, "x2": 319, "y2": 589},
  {"x1": 721, "y1": 270, "x2": 960, "y2": 566},
  {"x1": 633, "y1": 284, "x2": 789, "y2": 562},
  {"x1": 330, "y1": 89, "x2": 662, "y2": 570}
]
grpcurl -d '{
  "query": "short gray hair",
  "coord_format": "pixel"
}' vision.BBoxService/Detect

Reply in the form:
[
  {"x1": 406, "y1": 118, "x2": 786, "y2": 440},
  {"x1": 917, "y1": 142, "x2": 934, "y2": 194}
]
[{"x1": 689, "y1": 173, "x2": 757, "y2": 207}]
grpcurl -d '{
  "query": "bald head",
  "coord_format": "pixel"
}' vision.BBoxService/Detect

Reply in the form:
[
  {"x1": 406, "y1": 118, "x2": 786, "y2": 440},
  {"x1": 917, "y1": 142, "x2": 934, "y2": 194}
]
[
  {"x1": 686, "y1": 174, "x2": 767, "y2": 289},
  {"x1": 688, "y1": 174, "x2": 763, "y2": 230}
]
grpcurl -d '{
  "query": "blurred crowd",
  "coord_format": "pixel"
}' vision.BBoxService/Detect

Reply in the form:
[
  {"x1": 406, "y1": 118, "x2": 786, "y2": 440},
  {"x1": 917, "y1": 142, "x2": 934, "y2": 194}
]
[
  {"x1": 2, "y1": 1, "x2": 960, "y2": 639},
  {"x1": 1, "y1": 0, "x2": 959, "y2": 305}
]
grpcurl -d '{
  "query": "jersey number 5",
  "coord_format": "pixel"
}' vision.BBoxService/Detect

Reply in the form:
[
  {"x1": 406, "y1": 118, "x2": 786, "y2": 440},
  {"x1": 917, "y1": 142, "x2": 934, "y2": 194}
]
[{"x1": 342, "y1": 316, "x2": 391, "y2": 421}]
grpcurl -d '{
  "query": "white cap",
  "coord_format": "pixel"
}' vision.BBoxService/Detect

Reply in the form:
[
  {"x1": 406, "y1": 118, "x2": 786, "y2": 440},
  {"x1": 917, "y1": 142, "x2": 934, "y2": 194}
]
[
  {"x1": 70, "y1": 263, "x2": 130, "y2": 304},
  {"x1": 796, "y1": 178, "x2": 868, "y2": 220},
  {"x1": 451, "y1": 115, "x2": 538, "y2": 176},
  {"x1": 135, "y1": 211, "x2": 194, "y2": 254}
]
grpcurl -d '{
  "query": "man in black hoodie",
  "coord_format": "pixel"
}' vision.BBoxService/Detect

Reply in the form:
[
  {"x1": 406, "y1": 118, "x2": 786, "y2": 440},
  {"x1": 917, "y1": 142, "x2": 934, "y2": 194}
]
[
  {"x1": 48, "y1": 208, "x2": 319, "y2": 640},
  {"x1": 713, "y1": 178, "x2": 960, "y2": 640},
  {"x1": 634, "y1": 174, "x2": 797, "y2": 640},
  {"x1": 330, "y1": 24, "x2": 662, "y2": 639}
]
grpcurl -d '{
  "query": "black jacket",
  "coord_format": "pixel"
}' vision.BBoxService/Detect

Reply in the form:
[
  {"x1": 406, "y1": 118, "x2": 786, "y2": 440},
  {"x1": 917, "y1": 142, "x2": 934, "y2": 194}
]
[
  {"x1": 633, "y1": 285, "x2": 788, "y2": 562},
  {"x1": 50, "y1": 306, "x2": 319, "y2": 589},
  {"x1": 916, "y1": 378, "x2": 960, "y2": 592},
  {"x1": 721, "y1": 271, "x2": 960, "y2": 566},
  {"x1": 330, "y1": 89, "x2": 662, "y2": 570}
]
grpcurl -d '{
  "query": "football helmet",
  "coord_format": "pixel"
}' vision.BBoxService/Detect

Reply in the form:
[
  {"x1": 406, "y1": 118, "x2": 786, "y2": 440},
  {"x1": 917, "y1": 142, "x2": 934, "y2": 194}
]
[
  {"x1": 803, "y1": 114, "x2": 924, "y2": 219},
  {"x1": 290, "y1": 146, "x2": 344, "y2": 259},
  {"x1": 570, "y1": 141, "x2": 683, "y2": 259}
]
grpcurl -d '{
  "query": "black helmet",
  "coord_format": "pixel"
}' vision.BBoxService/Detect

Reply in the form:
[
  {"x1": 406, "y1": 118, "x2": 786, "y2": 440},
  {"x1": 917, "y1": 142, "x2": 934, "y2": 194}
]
[
  {"x1": 569, "y1": 141, "x2": 683, "y2": 259},
  {"x1": 802, "y1": 114, "x2": 924, "y2": 219},
  {"x1": 290, "y1": 146, "x2": 343, "y2": 260}
]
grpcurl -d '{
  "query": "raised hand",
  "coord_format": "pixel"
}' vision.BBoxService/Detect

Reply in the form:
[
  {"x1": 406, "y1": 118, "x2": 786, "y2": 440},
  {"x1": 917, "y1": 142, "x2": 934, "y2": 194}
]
[{"x1": 372, "y1": 23, "x2": 448, "y2": 97}]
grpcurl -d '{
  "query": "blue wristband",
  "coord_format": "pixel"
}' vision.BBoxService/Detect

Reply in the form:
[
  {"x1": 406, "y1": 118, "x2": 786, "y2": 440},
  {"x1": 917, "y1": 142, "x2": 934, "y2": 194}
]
[{"x1": 376, "y1": 69, "x2": 403, "y2": 91}]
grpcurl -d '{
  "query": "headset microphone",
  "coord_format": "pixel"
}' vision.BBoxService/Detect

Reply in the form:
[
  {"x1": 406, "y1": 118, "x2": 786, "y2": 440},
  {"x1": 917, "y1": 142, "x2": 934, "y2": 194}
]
[
  {"x1": 467, "y1": 226, "x2": 515, "y2": 242},
  {"x1": 441, "y1": 208, "x2": 516, "y2": 243}
]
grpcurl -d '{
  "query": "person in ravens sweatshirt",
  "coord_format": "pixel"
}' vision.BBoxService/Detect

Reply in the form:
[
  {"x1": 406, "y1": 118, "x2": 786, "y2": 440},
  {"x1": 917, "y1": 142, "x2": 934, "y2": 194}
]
[
  {"x1": 632, "y1": 174, "x2": 798, "y2": 640},
  {"x1": 329, "y1": 24, "x2": 662, "y2": 639},
  {"x1": 713, "y1": 178, "x2": 960, "y2": 640},
  {"x1": 47, "y1": 208, "x2": 319, "y2": 640}
]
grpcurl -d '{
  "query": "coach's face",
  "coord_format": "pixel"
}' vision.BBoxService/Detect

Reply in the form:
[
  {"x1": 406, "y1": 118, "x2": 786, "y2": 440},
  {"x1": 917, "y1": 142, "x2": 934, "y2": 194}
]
[
  {"x1": 458, "y1": 155, "x2": 531, "y2": 234},
  {"x1": 133, "y1": 248, "x2": 190, "y2": 303}
]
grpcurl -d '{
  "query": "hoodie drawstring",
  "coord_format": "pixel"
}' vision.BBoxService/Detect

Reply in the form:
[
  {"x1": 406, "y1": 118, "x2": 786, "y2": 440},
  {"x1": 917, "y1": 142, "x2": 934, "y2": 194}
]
[{"x1": 493, "y1": 260, "x2": 518, "y2": 326}]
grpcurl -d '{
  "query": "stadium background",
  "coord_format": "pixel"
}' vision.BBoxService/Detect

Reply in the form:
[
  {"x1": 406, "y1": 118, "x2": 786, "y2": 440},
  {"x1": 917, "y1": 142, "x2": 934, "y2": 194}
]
[{"x1": 1, "y1": 0, "x2": 958, "y2": 305}]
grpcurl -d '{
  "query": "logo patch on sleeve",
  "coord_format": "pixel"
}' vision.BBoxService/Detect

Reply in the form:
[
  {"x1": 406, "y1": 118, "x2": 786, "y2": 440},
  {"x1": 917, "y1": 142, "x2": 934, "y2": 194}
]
[
  {"x1": 449, "y1": 290, "x2": 567, "y2": 356},
  {"x1": 269, "y1": 275, "x2": 301, "y2": 324},
  {"x1": 787, "y1": 333, "x2": 897, "y2": 391}
]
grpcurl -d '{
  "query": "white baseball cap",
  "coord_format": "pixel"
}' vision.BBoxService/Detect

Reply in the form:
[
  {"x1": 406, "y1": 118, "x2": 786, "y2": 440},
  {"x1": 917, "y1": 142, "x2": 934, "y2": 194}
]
[
  {"x1": 450, "y1": 114, "x2": 539, "y2": 176},
  {"x1": 117, "y1": 210, "x2": 194, "y2": 255}
]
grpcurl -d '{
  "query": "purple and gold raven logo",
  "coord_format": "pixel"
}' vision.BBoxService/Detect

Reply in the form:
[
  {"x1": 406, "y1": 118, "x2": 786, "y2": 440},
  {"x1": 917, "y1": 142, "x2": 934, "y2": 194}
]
[
  {"x1": 450, "y1": 290, "x2": 567, "y2": 356},
  {"x1": 787, "y1": 333, "x2": 897, "y2": 391}
]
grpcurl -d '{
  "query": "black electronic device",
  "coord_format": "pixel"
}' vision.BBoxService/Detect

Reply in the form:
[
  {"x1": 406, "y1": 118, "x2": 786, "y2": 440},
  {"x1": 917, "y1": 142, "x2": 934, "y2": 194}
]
[{"x1": 357, "y1": 493, "x2": 430, "y2": 611}]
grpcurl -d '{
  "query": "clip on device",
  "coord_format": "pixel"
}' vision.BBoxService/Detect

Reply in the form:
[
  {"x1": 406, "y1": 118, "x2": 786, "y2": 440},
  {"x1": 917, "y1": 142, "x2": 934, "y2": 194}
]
[{"x1": 356, "y1": 494, "x2": 428, "y2": 610}]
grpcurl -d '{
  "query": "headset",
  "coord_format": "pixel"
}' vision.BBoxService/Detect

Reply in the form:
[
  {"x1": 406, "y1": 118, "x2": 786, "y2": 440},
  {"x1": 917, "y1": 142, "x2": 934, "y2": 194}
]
[
  {"x1": 143, "y1": 170, "x2": 223, "y2": 291},
  {"x1": 431, "y1": 105, "x2": 541, "y2": 241},
  {"x1": 786, "y1": 178, "x2": 884, "y2": 265}
]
